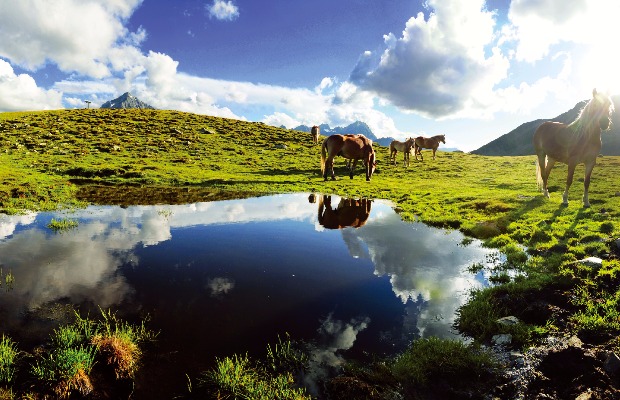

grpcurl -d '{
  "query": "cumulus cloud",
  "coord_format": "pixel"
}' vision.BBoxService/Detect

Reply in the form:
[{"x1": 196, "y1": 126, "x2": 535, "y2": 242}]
[
  {"x1": 0, "y1": 60, "x2": 63, "y2": 111},
  {"x1": 207, "y1": 0, "x2": 239, "y2": 21},
  {"x1": 0, "y1": 0, "x2": 145, "y2": 78},
  {"x1": 507, "y1": 0, "x2": 618, "y2": 63},
  {"x1": 350, "y1": 0, "x2": 510, "y2": 119}
]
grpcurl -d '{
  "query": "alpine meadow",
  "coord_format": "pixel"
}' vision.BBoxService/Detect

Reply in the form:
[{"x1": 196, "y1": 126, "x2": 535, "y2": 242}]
[{"x1": 2, "y1": 107, "x2": 620, "y2": 398}]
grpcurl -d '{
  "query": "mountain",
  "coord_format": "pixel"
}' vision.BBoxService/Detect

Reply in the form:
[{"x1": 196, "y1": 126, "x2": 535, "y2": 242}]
[
  {"x1": 293, "y1": 121, "x2": 377, "y2": 141},
  {"x1": 100, "y1": 92, "x2": 155, "y2": 110},
  {"x1": 472, "y1": 96, "x2": 620, "y2": 156},
  {"x1": 291, "y1": 120, "x2": 467, "y2": 151}
]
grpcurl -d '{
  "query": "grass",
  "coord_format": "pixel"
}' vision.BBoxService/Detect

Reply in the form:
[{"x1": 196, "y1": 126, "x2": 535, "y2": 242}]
[
  {"x1": 19, "y1": 308, "x2": 156, "y2": 398},
  {"x1": 90, "y1": 308, "x2": 157, "y2": 379},
  {"x1": 391, "y1": 337, "x2": 499, "y2": 395},
  {"x1": 0, "y1": 336, "x2": 18, "y2": 385},
  {"x1": 199, "y1": 336, "x2": 311, "y2": 400},
  {"x1": 2, "y1": 108, "x2": 620, "y2": 395},
  {"x1": 46, "y1": 218, "x2": 78, "y2": 232},
  {"x1": 31, "y1": 346, "x2": 96, "y2": 398}
]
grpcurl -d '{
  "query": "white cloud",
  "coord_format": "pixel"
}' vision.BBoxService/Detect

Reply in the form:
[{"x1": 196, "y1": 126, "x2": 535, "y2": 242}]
[
  {"x1": 350, "y1": 0, "x2": 510, "y2": 119},
  {"x1": 0, "y1": 0, "x2": 144, "y2": 78},
  {"x1": 0, "y1": 60, "x2": 63, "y2": 111},
  {"x1": 207, "y1": 0, "x2": 239, "y2": 21},
  {"x1": 507, "y1": 0, "x2": 612, "y2": 63}
]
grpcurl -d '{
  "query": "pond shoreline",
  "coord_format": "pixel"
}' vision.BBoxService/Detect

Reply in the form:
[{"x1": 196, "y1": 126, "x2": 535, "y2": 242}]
[{"x1": 2, "y1": 109, "x2": 620, "y2": 398}]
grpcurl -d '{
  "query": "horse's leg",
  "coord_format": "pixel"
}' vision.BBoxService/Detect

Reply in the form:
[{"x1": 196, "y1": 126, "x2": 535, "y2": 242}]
[
  {"x1": 349, "y1": 159, "x2": 358, "y2": 179},
  {"x1": 538, "y1": 154, "x2": 555, "y2": 198},
  {"x1": 432, "y1": 147, "x2": 436, "y2": 160},
  {"x1": 563, "y1": 162, "x2": 577, "y2": 205},
  {"x1": 582, "y1": 160, "x2": 596, "y2": 207},
  {"x1": 324, "y1": 156, "x2": 335, "y2": 181}
]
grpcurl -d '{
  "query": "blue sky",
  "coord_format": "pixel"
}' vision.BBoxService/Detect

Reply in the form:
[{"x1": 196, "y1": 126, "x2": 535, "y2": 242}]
[{"x1": 0, "y1": 0, "x2": 619, "y2": 151}]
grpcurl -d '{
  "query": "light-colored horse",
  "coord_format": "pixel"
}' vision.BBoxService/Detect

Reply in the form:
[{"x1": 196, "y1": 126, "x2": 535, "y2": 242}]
[
  {"x1": 414, "y1": 134, "x2": 446, "y2": 160},
  {"x1": 533, "y1": 88, "x2": 614, "y2": 207},
  {"x1": 321, "y1": 134, "x2": 376, "y2": 181},
  {"x1": 389, "y1": 138, "x2": 415, "y2": 167},
  {"x1": 311, "y1": 125, "x2": 320, "y2": 144}
]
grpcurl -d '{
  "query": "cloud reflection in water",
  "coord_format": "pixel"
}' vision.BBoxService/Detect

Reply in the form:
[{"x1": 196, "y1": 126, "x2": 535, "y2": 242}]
[{"x1": 0, "y1": 193, "x2": 492, "y2": 356}]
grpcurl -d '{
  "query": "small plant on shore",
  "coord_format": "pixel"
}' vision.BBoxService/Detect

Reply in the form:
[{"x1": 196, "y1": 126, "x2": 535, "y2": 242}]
[
  {"x1": 391, "y1": 337, "x2": 498, "y2": 395},
  {"x1": 200, "y1": 353, "x2": 310, "y2": 400},
  {"x1": 47, "y1": 218, "x2": 78, "y2": 233},
  {"x1": 265, "y1": 334, "x2": 308, "y2": 374},
  {"x1": 0, "y1": 335, "x2": 19, "y2": 385},
  {"x1": 31, "y1": 346, "x2": 96, "y2": 398},
  {"x1": 198, "y1": 335, "x2": 309, "y2": 399},
  {"x1": 90, "y1": 308, "x2": 157, "y2": 379},
  {"x1": 0, "y1": 268, "x2": 14, "y2": 291}
]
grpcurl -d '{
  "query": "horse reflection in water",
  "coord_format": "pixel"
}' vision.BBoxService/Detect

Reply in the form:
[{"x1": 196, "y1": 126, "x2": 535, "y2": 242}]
[{"x1": 317, "y1": 195, "x2": 372, "y2": 229}]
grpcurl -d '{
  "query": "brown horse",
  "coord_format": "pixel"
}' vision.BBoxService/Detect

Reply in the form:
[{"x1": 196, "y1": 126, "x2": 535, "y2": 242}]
[
  {"x1": 318, "y1": 195, "x2": 372, "y2": 229},
  {"x1": 389, "y1": 138, "x2": 415, "y2": 167},
  {"x1": 311, "y1": 125, "x2": 320, "y2": 144},
  {"x1": 321, "y1": 134, "x2": 376, "y2": 181},
  {"x1": 533, "y1": 88, "x2": 614, "y2": 207},
  {"x1": 414, "y1": 134, "x2": 445, "y2": 160}
]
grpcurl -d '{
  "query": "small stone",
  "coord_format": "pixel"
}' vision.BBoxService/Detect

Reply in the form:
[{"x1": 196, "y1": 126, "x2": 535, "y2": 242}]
[
  {"x1": 604, "y1": 352, "x2": 620, "y2": 375},
  {"x1": 567, "y1": 335, "x2": 583, "y2": 348},
  {"x1": 497, "y1": 316, "x2": 520, "y2": 326},
  {"x1": 492, "y1": 334, "x2": 512, "y2": 346},
  {"x1": 576, "y1": 390, "x2": 593, "y2": 400},
  {"x1": 578, "y1": 257, "x2": 603, "y2": 268}
]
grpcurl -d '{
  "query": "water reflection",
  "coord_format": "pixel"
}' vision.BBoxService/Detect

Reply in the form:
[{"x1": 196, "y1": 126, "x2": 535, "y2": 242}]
[
  {"x1": 0, "y1": 193, "x2": 494, "y2": 397},
  {"x1": 317, "y1": 195, "x2": 371, "y2": 229}
]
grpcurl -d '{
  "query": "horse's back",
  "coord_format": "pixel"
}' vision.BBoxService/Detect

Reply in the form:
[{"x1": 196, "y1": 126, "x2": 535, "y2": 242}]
[{"x1": 533, "y1": 121, "x2": 569, "y2": 155}]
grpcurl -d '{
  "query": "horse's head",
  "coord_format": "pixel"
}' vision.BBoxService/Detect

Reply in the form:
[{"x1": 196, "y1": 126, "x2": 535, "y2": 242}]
[
  {"x1": 367, "y1": 152, "x2": 377, "y2": 181},
  {"x1": 592, "y1": 88, "x2": 614, "y2": 131},
  {"x1": 439, "y1": 134, "x2": 446, "y2": 144}
]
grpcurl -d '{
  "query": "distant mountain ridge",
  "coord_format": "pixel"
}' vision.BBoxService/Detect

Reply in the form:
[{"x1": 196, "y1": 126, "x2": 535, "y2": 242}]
[
  {"x1": 472, "y1": 96, "x2": 620, "y2": 156},
  {"x1": 293, "y1": 121, "x2": 378, "y2": 142},
  {"x1": 292, "y1": 121, "x2": 462, "y2": 151},
  {"x1": 100, "y1": 92, "x2": 155, "y2": 110}
]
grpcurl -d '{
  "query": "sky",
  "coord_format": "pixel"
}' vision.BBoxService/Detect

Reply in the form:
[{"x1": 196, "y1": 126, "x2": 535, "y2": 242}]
[{"x1": 1, "y1": 0, "x2": 619, "y2": 152}]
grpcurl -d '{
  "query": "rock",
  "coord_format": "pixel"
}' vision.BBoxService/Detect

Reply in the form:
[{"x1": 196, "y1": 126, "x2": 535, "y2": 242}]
[
  {"x1": 497, "y1": 316, "x2": 520, "y2": 326},
  {"x1": 566, "y1": 335, "x2": 583, "y2": 348},
  {"x1": 274, "y1": 144, "x2": 287, "y2": 149},
  {"x1": 576, "y1": 391, "x2": 594, "y2": 400},
  {"x1": 604, "y1": 352, "x2": 620, "y2": 375},
  {"x1": 578, "y1": 257, "x2": 602, "y2": 268},
  {"x1": 492, "y1": 334, "x2": 512, "y2": 346}
]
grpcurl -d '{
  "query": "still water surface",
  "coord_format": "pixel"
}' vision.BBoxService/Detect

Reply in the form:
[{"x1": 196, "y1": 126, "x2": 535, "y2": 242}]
[{"x1": 0, "y1": 193, "x2": 495, "y2": 397}]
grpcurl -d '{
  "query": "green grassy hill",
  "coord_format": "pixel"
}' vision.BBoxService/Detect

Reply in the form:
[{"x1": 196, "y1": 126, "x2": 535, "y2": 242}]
[
  {"x1": 473, "y1": 96, "x2": 620, "y2": 156},
  {"x1": 2, "y1": 108, "x2": 620, "y2": 397}
]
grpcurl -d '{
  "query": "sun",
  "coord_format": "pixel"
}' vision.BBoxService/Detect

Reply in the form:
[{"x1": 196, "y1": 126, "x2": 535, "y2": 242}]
[{"x1": 576, "y1": 46, "x2": 620, "y2": 97}]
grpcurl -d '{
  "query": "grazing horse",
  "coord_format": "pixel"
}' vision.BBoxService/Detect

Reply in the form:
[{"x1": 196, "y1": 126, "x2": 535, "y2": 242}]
[
  {"x1": 533, "y1": 88, "x2": 614, "y2": 207},
  {"x1": 389, "y1": 138, "x2": 415, "y2": 167},
  {"x1": 318, "y1": 195, "x2": 372, "y2": 229},
  {"x1": 311, "y1": 125, "x2": 320, "y2": 144},
  {"x1": 414, "y1": 134, "x2": 446, "y2": 160},
  {"x1": 321, "y1": 134, "x2": 376, "y2": 181}
]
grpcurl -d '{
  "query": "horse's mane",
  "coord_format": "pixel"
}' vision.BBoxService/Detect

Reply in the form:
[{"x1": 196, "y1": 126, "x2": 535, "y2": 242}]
[{"x1": 569, "y1": 90, "x2": 614, "y2": 134}]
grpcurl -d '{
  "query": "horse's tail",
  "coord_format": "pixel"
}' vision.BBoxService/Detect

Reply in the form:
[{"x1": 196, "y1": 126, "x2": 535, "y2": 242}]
[
  {"x1": 320, "y1": 137, "x2": 328, "y2": 175},
  {"x1": 535, "y1": 157, "x2": 543, "y2": 190}
]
